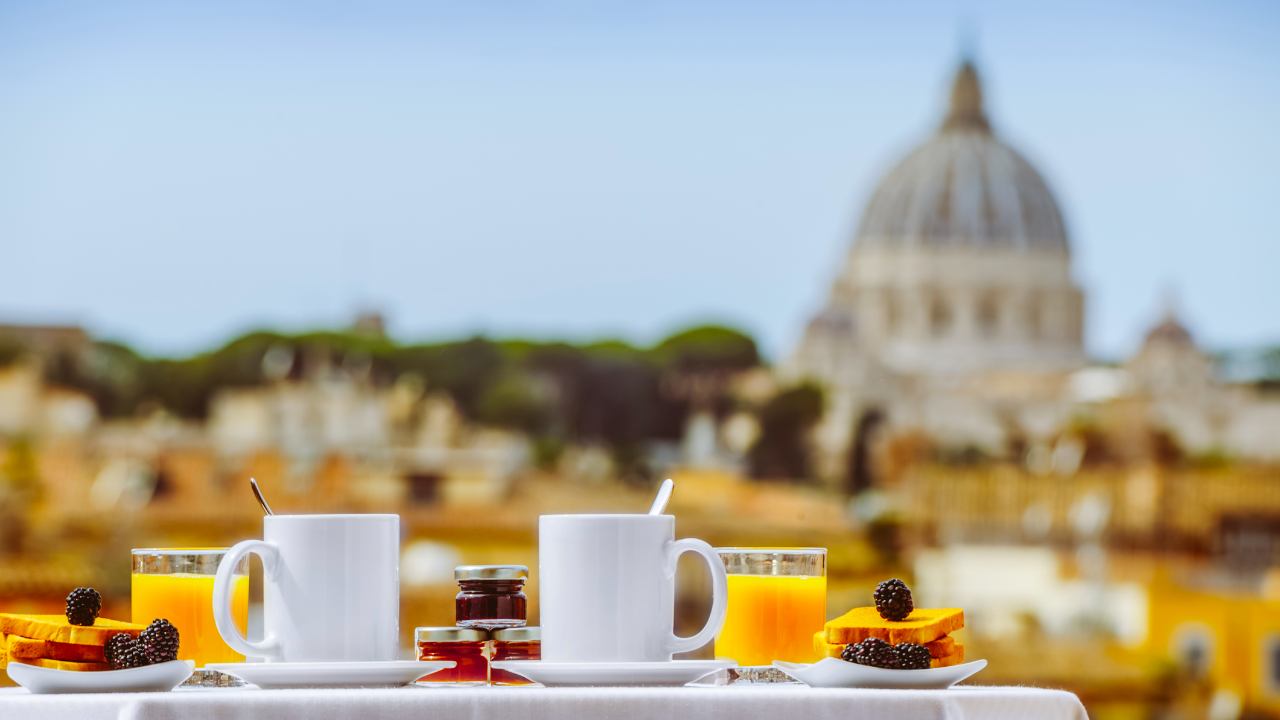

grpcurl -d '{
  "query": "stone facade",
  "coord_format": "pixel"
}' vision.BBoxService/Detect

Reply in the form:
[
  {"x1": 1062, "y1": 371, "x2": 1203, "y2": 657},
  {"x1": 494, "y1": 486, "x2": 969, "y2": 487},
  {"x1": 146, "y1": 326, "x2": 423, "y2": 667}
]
[
  {"x1": 786, "y1": 60, "x2": 1278, "y2": 475},
  {"x1": 788, "y1": 61, "x2": 1086, "y2": 468}
]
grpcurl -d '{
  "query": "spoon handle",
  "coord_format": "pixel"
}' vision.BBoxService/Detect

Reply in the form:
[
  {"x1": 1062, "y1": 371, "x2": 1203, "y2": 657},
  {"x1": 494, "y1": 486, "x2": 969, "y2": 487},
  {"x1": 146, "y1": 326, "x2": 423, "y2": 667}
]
[
  {"x1": 648, "y1": 478, "x2": 674, "y2": 515},
  {"x1": 249, "y1": 477, "x2": 275, "y2": 516}
]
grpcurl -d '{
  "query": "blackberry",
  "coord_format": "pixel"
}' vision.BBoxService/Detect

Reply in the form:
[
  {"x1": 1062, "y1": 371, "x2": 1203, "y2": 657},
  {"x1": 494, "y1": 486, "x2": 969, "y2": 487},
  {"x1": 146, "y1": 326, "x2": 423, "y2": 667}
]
[
  {"x1": 65, "y1": 587, "x2": 101, "y2": 626},
  {"x1": 840, "y1": 642, "x2": 858, "y2": 663},
  {"x1": 140, "y1": 618, "x2": 180, "y2": 663},
  {"x1": 894, "y1": 642, "x2": 932, "y2": 670},
  {"x1": 110, "y1": 637, "x2": 147, "y2": 669},
  {"x1": 873, "y1": 578, "x2": 914, "y2": 621},
  {"x1": 844, "y1": 637, "x2": 898, "y2": 669},
  {"x1": 104, "y1": 633, "x2": 133, "y2": 668}
]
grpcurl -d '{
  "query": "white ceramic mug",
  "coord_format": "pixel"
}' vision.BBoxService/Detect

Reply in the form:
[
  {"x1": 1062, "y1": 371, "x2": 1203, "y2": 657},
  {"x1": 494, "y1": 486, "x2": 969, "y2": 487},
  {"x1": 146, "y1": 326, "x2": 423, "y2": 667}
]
[
  {"x1": 539, "y1": 514, "x2": 727, "y2": 662},
  {"x1": 212, "y1": 514, "x2": 400, "y2": 662}
]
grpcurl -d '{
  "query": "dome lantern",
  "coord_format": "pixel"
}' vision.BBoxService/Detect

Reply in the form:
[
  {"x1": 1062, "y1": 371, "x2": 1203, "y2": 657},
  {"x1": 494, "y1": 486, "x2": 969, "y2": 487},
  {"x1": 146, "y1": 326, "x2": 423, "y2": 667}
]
[{"x1": 942, "y1": 60, "x2": 990, "y2": 132}]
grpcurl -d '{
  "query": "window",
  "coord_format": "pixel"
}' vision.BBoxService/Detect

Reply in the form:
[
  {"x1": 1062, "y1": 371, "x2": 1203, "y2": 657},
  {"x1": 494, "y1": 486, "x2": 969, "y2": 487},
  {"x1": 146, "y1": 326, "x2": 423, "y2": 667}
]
[
  {"x1": 1173, "y1": 623, "x2": 1214, "y2": 679},
  {"x1": 1025, "y1": 295, "x2": 1042, "y2": 339},
  {"x1": 149, "y1": 466, "x2": 174, "y2": 502},
  {"x1": 406, "y1": 472, "x2": 443, "y2": 504},
  {"x1": 884, "y1": 292, "x2": 899, "y2": 337},
  {"x1": 930, "y1": 294, "x2": 952, "y2": 337},
  {"x1": 978, "y1": 292, "x2": 1000, "y2": 338}
]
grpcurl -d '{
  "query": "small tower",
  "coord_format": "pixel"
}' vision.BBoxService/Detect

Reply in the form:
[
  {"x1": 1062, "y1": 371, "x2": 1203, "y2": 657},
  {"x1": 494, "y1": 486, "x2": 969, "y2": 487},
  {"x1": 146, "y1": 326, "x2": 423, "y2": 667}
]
[{"x1": 1127, "y1": 295, "x2": 1215, "y2": 399}]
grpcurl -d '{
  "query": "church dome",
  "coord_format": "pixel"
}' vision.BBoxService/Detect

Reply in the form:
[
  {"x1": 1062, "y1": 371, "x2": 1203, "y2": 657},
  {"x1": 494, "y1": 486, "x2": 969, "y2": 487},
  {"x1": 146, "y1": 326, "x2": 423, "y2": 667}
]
[
  {"x1": 855, "y1": 62, "x2": 1069, "y2": 252},
  {"x1": 790, "y1": 58, "x2": 1086, "y2": 390}
]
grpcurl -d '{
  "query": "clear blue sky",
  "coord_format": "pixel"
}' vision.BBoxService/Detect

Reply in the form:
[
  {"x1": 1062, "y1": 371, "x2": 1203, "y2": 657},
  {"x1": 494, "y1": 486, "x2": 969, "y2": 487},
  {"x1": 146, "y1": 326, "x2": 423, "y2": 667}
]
[{"x1": 1, "y1": 0, "x2": 1277, "y2": 360}]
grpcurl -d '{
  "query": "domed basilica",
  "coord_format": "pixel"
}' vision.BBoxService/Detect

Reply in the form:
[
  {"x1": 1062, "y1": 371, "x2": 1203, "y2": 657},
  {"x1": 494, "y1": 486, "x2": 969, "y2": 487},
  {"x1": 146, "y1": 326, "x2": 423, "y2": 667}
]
[
  {"x1": 785, "y1": 60, "x2": 1280, "y2": 475},
  {"x1": 795, "y1": 61, "x2": 1083, "y2": 380}
]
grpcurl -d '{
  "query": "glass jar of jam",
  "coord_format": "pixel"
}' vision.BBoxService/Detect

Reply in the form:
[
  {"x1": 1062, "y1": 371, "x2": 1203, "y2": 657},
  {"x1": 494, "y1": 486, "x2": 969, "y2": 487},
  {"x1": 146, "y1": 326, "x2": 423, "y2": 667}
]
[
  {"x1": 490, "y1": 626, "x2": 540, "y2": 686},
  {"x1": 415, "y1": 627, "x2": 489, "y2": 684},
  {"x1": 454, "y1": 565, "x2": 528, "y2": 630}
]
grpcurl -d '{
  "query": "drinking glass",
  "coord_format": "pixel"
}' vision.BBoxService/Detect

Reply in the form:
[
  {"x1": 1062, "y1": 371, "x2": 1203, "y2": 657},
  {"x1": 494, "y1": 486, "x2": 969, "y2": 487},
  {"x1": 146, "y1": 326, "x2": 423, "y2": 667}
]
[
  {"x1": 714, "y1": 548, "x2": 826, "y2": 669},
  {"x1": 131, "y1": 548, "x2": 249, "y2": 667}
]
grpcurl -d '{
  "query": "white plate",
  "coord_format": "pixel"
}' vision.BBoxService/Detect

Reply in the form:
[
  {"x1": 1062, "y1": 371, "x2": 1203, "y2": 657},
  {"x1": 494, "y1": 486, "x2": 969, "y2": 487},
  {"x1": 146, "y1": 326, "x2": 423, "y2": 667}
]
[
  {"x1": 6, "y1": 660, "x2": 195, "y2": 694},
  {"x1": 774, "y1": 657, "x2": 987, "y2": 689},
  {"x1": 205, "y1": 660, "x2": 454, "y2": 689},
  {"x1": 490, "y1": 659, "x2": 735, "y2": 687}
]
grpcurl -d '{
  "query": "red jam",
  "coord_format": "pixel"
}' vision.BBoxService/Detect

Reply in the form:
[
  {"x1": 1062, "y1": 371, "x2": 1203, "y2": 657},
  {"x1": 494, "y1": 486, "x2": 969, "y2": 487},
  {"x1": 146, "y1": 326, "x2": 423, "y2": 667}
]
[
  {"x1": 454, "y1": 565, "x2": 528, "y2": 630},
  {"x1": 415, "y1": 627, "x2": 489, "y2": 684},
  {"x1": 490, "y1": 627, "x2": 540, "y2": 686}
]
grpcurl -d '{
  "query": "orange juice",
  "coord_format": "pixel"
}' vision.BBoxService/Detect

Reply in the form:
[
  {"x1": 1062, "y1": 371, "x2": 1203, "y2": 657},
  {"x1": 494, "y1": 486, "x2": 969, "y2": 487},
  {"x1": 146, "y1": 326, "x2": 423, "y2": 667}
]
[
  {"x1": 131, "y1": 572, "x2": 249, "y2": 667},
  {"x1": 716, "y1": 573, "x2": 826, "y2": 665}
]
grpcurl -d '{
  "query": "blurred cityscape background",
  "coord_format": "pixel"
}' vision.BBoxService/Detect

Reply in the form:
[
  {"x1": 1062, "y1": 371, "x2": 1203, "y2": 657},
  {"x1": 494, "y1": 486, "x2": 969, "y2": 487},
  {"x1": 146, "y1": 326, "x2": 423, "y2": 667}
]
[{"x1": 2, "y1": 1, "x2": 1279, "y2": 718}]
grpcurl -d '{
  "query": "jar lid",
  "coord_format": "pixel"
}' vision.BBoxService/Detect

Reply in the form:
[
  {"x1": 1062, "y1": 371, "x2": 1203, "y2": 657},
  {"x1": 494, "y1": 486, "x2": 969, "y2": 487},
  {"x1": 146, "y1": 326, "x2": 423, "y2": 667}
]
[
  {"x1": 415, "y1": 626, "x2": 489, "y2": 642},
  {"x1": 492, "y1": 626, "x2": 540, "y2": 642},
  {"x1": 454, "y1": 564, "x2": 528, "y2": 581}
]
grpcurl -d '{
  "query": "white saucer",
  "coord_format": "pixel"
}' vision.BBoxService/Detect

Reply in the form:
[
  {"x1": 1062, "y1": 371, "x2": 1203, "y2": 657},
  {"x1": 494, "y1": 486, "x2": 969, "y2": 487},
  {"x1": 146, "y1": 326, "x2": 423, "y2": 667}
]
[
  {"x1": 773, "y1": 657, "x2": 987, "y2": 689},
  {"x1": 6, "y1": 660, "x2": 195, "y2": 694},
  {"x1": 489, "y1": 659, "x2": 734, "y2": 687},
  {"x1": 205, "y1": 660, "x2": 454, "y2": 689}
]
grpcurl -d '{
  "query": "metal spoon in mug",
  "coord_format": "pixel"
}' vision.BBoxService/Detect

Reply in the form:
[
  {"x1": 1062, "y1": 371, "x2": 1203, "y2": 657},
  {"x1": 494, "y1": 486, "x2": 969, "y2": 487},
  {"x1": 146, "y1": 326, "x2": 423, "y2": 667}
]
[
  {"x1": 648, "y1": 478, "x2": 674, "y2": 515},
  {"x1": 249, "y1": 477, "x2": 275, "y2": 516}
]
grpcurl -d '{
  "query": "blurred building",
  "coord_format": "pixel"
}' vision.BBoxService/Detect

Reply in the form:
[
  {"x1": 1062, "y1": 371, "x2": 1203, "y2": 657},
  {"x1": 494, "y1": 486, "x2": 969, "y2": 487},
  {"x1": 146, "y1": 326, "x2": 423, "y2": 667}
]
[
  {"x1": 0, "y1": 362, "x2": 97, "y2": 437},
  {"x1": 787, "y1": 60, "x2": 1280, "y2": 477}
]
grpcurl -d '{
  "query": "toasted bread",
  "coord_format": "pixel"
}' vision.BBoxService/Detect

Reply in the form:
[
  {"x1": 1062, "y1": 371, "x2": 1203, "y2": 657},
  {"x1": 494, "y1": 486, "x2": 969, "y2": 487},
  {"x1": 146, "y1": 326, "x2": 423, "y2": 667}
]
[
  {"x1": 824, "y1": 606, "x2": 964, "y2": 645},
  {"x1": 0, "y1": 614, "x2": 144, "y2": 646},
  {"x1": 9, "y1": 656, "x2": 113, "y2": 672},
  {"x1": 931, "y1": 645, "x2": 965, "y2": 668},
  {"x1": 4, "y1": 634, "x2": 107, "y2": 662},
  {"x1": 813, "y1": 630, "x2": 958, "y2": 659},
  {"x1": 924, "y1": 634, "x2": 957, "y2": 657}
]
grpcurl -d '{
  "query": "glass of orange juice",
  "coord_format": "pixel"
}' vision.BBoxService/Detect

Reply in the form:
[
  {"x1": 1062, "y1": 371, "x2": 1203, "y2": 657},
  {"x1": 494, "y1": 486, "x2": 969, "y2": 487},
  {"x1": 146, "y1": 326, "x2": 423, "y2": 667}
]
[
  {"x1": 714, "y1": 548, "x2": 826, "y2": 674},
  {"x1": 131, "y1": 548, "x2": 249, "y2": 667}
]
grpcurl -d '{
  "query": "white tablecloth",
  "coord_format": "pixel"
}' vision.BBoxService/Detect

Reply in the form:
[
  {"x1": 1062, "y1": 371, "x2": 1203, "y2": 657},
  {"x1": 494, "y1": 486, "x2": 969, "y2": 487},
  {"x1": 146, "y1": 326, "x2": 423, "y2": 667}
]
[{"x1": 0, "y1": 685, "x2": 1085, "y2": 720}]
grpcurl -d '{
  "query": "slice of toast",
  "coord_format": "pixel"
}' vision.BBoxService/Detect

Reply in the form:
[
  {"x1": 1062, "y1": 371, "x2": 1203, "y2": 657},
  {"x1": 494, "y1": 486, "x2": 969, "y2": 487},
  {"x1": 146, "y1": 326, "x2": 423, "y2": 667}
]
[
  {"x1": 9, "y1": 656, "x2": 113, "y2": 672},
  {"x1": 814, "y1": 631, "x2": 840, "y2": 658},
  {"x1": 924, "y1": 634, "x2": 957, "y2": 657},
  {"x1": 813, "y1": 630, "x2": 958, "y2": 658},
  {"x1": 931, "y1": 645, "x2": 965, "y2": 668},
  {"x1": 824, "y1": 607, "x2": 964, "y2": 645},
  {"x1": 4, "y1": 634, "x2": 107, "y2": 662},
  {"x1": 0, "y1": 614, "x2": 144, "y2": 646}
]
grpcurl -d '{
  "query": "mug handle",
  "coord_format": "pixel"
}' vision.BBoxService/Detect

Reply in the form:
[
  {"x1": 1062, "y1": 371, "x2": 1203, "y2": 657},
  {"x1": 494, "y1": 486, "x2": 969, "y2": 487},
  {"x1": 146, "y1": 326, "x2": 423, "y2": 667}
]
[
  {"x1": 665, "y1": 538, "x2": 728, "y2": 656},
  {"x1": 213, "y1": 539, "x2": 282, "y2": 661}
]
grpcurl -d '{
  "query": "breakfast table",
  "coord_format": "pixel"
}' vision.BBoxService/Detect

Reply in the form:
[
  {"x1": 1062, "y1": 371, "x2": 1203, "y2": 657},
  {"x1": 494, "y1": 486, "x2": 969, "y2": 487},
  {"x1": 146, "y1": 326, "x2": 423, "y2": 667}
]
[
  {"x1": 0, "y1": 684, "x2": 1087, "y2": 720},
  {"x1": 2, "y1": 510, "x2": 1087, "y2": 719}
]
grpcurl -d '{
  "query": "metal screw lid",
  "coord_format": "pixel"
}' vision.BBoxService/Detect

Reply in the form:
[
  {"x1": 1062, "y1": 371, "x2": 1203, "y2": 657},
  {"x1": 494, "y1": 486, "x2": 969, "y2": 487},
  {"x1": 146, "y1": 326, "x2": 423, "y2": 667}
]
[
  {"x1": 415, "y1": 626, "x2": 490, "y2": 642},
  {"x1": 454, "y1": 565, "x2": 528, "y2": 581},
  {"x1": 492, "y1": 626, "x2": 540, "y2": 642}
]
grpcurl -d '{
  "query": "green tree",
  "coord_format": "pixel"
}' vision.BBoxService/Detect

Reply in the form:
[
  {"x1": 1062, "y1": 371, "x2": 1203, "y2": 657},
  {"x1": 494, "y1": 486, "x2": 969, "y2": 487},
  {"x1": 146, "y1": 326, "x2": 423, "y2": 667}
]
[
  {"x1": 517, "y1": 341, "x2": 675, "y2": 479},
  {"x1": 0, "y1": 336, "x2": 25, "y2": 367},
  {"x1": 651, "y1": 324, "x2": 761, "y2": 438},
  {"x1": 391, "y1": 337, "x2": 507, "y2": 419},
  {"x1": 476, "y1": 372, "x2": 554, "y2": 435},
  {"x1": 748, "y1": 382, "x2": 825, "y2": 481},
  {"x1": 1261, "y1": 346, "x2": 1280, "y2": 388},
  {"x1": 651, "y1": 325, "x2": 759, "y2": 376},
  {"x1": 12, "y1": 324, "x2": 772, "y2": 487}
]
